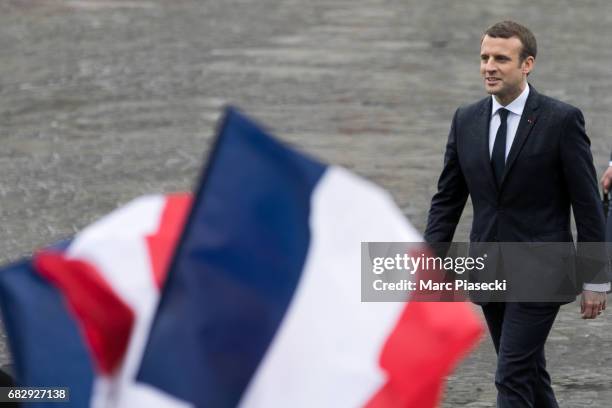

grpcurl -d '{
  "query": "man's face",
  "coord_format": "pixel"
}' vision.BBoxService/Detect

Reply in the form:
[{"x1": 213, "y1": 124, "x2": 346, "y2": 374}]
[{"x1": 480, "y1": 35, "x2": 533, "y2": 105}]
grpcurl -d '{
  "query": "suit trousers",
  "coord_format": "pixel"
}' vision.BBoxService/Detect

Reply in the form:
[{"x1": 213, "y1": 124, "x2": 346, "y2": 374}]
[{"x1": 482, "y1": 302, "x2": 560, "y2": 408}]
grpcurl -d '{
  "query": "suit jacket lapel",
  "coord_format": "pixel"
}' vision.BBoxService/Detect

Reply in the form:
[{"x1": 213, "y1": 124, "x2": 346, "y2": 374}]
[{"x1": 499, "y1": 85, "x2": 540, "y2": 189}]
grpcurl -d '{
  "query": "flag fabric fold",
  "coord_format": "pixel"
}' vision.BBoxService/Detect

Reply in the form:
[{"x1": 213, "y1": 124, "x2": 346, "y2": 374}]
[{"x1": 0, "y1": 194, "x2": 192, "y2": 407}]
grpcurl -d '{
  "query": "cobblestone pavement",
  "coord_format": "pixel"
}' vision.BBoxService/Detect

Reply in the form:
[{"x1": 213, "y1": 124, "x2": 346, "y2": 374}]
[{"x1": 1, "y1": 0, "x2": 611, "y2": 406}]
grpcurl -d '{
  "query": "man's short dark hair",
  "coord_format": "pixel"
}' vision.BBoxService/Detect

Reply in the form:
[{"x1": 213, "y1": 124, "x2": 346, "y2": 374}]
[{"x1": 483, "y1": 21, "x2": 537, "y2": 62}]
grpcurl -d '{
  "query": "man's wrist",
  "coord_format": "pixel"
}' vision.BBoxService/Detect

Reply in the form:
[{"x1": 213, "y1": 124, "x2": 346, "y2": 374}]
[{"x1": 583, "y1": 282, "x2": 611, "y2": 292}]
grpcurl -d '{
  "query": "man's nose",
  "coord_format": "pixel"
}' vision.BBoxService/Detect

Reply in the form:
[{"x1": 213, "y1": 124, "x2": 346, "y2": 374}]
[{"x1": 484, "y1": 58, "x2": 497, "y2": 72}]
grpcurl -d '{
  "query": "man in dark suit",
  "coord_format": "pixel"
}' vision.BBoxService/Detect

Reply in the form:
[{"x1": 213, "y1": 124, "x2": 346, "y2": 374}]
[{"x1": 424, "y1": 21, "x2": 609, "y2": 407}]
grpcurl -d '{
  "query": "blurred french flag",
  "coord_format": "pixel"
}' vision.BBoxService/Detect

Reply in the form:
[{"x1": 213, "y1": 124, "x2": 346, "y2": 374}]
[{"x1": 0, "y1": 107, "x2": 482, "y2": 408}]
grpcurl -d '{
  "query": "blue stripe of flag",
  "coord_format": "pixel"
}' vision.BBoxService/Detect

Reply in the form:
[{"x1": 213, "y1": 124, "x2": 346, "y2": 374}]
[{"x1": 0, "y1": 258, "x2": 94, "y2": 407}]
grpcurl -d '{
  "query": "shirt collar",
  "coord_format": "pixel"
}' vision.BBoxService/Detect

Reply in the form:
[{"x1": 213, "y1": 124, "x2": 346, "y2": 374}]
[{"x1": 491, "y1": 83, "x2": 530, "y2": 117}]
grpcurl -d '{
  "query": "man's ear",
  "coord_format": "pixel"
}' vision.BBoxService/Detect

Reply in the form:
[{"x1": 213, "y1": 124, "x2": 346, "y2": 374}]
[{"x1": 522, "y1": 56, "x2": 535, "y2": 75}]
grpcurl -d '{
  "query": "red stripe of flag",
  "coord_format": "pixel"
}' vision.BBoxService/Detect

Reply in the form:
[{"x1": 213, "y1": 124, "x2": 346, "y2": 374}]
[
  {"x1": 34, "y1": 252, "x2": 135, "y2": 375},
  {"x1": 146, "y1": 193, "x2": 192, "y2": 289},
  {"x1": 365, "y1": 246, "x2": 483, "y2": 408}
]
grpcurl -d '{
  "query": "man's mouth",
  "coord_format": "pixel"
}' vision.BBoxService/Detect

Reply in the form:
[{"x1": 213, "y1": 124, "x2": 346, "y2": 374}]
[{"x1": 485, "y1": 77, "x2": 501, "y2": 84}]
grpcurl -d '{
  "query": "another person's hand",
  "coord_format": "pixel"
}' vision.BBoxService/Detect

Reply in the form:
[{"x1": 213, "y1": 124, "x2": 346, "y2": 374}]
[
  {"x1": 601, "y1": 166, "x2": 612, "y2": 193},
  {"x1": 581, "y1": 290, "x2": 607, "y2": 319}
]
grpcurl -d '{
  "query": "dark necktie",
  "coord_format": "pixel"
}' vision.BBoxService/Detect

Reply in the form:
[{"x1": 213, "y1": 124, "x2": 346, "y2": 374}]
[{"x1": 492, "y1": 108, "x2": 509, "y2": 186}]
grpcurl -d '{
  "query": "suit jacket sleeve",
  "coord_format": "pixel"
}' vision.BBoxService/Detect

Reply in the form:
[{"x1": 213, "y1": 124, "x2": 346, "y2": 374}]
[
  {"x1": 424, "y1": 109, "x2": 469, "y2": 243},
  {"x1": 559, "y1": 107, "x2": 610, "y2": 284}
]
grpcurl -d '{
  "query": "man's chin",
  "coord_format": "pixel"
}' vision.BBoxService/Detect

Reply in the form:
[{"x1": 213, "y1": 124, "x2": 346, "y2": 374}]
[{"x1": 484, "y1": 85, "x2": 502, "y2": 96}]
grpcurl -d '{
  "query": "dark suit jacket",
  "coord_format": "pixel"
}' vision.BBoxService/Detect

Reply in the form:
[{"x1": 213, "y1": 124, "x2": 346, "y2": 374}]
[{"x1": 425, "y1": 85, "x2": 609, "y2": 300}]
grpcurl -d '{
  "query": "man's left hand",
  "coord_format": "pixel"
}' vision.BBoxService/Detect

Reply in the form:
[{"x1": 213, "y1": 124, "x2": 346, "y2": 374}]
[
  {"x1": 601, "y1": 166, "x2": 612, "y2": 193},
  {"x1": 581, "y1": 290, "x2": 607, "y2": 319}
]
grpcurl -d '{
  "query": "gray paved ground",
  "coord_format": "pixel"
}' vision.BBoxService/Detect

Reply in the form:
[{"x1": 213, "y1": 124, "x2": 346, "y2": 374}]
[{"x1": 0, "y1": 0, "x2": 611, "y2": 406}]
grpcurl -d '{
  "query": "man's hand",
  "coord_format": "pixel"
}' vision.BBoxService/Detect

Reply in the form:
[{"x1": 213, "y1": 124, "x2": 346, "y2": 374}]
[
  {"x1": 581, "y1": 290, "x2": 607, "y2": 319},
  {"x1": 601, "y1": 166, "x2": 612, "y2": 193}
]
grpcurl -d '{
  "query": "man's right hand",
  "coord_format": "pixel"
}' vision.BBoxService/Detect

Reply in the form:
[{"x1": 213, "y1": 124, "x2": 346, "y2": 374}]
[{"x1": 602, "y1": 166, "x2": 612, "y2": 193}]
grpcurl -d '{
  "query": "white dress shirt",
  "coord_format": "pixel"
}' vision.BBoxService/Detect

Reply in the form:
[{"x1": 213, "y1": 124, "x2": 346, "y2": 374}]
[
  {"x1": 488, "y1": 84, "x2": 610, "y2": 292},
  {"x1": 489, "y1": 85, "x2": 529, "y2": 160}
]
